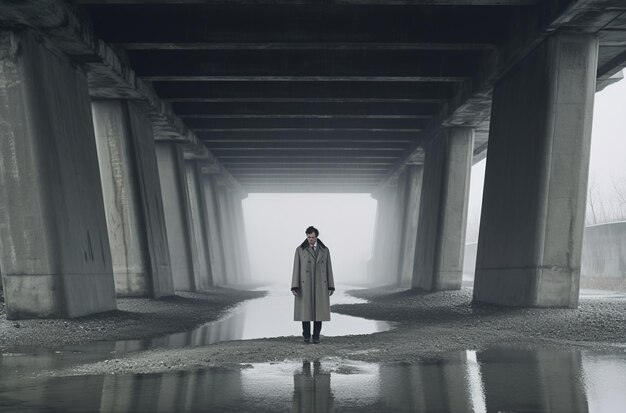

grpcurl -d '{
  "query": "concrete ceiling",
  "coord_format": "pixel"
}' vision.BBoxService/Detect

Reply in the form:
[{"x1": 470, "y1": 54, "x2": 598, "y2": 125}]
[{"x1": 66, "y1": 1, "x2": 626, "y2": 192}]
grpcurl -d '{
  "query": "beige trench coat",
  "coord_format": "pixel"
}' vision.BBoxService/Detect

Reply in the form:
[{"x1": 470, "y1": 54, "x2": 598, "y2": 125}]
[{"x1": 291, "y1": 240, "x2": 335, "y2": 321}]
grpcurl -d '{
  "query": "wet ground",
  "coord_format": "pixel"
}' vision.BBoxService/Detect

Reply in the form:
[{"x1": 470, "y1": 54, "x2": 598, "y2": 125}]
[{"x1": 1, "y1": 285, "x2": 626, "y2": 412}]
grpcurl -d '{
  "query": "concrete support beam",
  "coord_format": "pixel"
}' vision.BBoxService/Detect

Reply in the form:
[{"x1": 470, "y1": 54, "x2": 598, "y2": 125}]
[
  {"x1": 230, "y1": 191, "x2": 251, "y2": 282},
  {"x1": 474, "y1": 33, "x2": 598, "y2": 308},
  {"x1": 213, "y1": 180, "x2": 239, "y2": 284},
  {"x1": 0, "y1": 31, "x2": 116, "y2": 318},
  {"x1": 155, "y1": 142, "x2": 196, "y2": 291},
  {"x1": 413, "y1": 127, "x2": 474, "y2": 291},
  {"x1": 185, "y1": 161, "x2": 213, "y2": 290},
  {"x1": 92, "y1": 100, "x2": 174, "y2": 297},
  {"x1": 199, "y1": 173, "x2": 228, "y2": 286},
  {"x1": 369, "y1": 186, "x2": 403, "y2": 286},
  {"x1": 397, "y1": 166, "x2": 424, "y2": 287}
]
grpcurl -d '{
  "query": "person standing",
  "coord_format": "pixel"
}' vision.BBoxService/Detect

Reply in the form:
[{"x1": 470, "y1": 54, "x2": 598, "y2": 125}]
[{"x1": 291, "y1": 226, "x2": 335, "y2": 344}]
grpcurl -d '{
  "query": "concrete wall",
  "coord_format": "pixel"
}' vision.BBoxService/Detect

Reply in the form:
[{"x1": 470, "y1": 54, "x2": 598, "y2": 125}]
[
  {"x1": 92, "y1": 100, "x2": 173, "y2": 297},
  {"x1": 185, "y1": 161, "x2": 212, "y2": 290},
  {"x1": 156, "y1": 142, "x2": 195, "y2": 291},
  {"x1": 0, "y1": 31, "x2": 116, "y2": 318},
  {"x1": 580, "y1": 222, "x2": 626, "y2": 288}
]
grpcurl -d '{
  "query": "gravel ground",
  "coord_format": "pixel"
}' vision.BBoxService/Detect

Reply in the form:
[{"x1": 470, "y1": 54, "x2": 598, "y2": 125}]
[
  {"x1": 0, "y1": 287, "x2": 265, "y2": 352},
  {"x1": 24, "y1": 286, "x2": 625, "y2": 377}
]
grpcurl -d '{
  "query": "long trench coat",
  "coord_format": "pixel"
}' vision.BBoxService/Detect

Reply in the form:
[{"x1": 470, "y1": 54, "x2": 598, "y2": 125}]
[{"x1": 291, "y1": 239, "x2": 335, "y2": 321}]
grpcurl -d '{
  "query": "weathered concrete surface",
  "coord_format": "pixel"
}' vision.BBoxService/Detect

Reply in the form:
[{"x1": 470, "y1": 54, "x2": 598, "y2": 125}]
[
  {"x1": 413, "y1": 128, "x2": 474, "y2": 291},
  {"x1": 200, "y1": 174, "x2": 227, "y2": 286},
  {"x1": 397, "y1": 166, "x2": 423, "y2": 288},
  {"x1": 474, "y1": 33, "x2": 598, "y2": 308},
  {"x1": 185, "y1": 161, "x2": 212, "y2": 290},
  {"x1": 92, "y1": 100, "x2": 173, "y2": 298},
  {"x1": 0, "y1": 31, "x2": 116, "y2": 318},
  {"x1": 155, "y1": 142, "x2": 195, "y2": 291},
  {"x1": 580, "y1": 222, "x2": 626, "y2": 290}
]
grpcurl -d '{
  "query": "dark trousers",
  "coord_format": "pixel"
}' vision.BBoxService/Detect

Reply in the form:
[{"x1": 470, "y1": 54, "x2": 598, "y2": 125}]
[{"x1": 302, "y1": 321, "x2": 322, "y2": 339}]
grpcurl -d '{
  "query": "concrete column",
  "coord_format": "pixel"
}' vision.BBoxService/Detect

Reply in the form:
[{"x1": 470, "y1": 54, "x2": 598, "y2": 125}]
[
  {"x1": 92, "y1": 100, "x2": 174, "y2": 297},
  {"x1": 370, "y1": 186, "x2": 403, "y2": 286},
  {"x1": 214, "y1": 179, "x2": 238, "y2": 284},
  {"x1": 474, "y1": 33, "x2": 598, "y2": 308},
  {"x1": 184, "y1": 161, "x2": 212, "y2": 290},
  {"x1": 200, "y1": 174, "x2": 228, "y2": 285},
  {"x1": 398, "y1": 165, "x2": 424, "y2": 287},
  {"x1": 155, "y1": 142, "x2": 196, "y2": 291},
  {"x1": 413, "y1": 127, "x2": 474, "y2": 291},
  {"x1": 230, "y1": 191, "x2": 251, "y2": 282},
  {"x1": 0, "y1": 31, "x2": 116, "y2": 318}
]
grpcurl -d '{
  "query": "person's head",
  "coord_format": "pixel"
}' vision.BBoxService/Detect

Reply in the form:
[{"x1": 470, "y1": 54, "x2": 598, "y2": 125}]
[{"x1": 306, "y1": 226, "x2": 319, "y2": 246}]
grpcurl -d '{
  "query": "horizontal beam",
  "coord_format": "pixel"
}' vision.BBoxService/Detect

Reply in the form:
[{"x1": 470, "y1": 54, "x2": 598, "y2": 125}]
[
  {"x1": 172, "y1": 101, "x2": 439, "y2": 116},
  {"x1": 196, "y1": 130, "x2": 421, "y2": 140},
  {"x1": 115, "y1": 42, "x2": 495, "y2": 51},
  {"x1": 128, "y1": 49, "x2": 481, "y2": 79},
  {"x1": 145, "y1": 76, "x2": 467, "y2": 82},
  {"x1": 79, "y1": 1, "x2": 537, "y2": 5},
  {"x1": 84, "y1": 4, "x2": 520, "y2": 44},
  {"x1": 184, "y1": 118, "x2": 430, "y2": 130},
  {"x1": 153, "y1": 81, "x2": 455, "y2": 100}
]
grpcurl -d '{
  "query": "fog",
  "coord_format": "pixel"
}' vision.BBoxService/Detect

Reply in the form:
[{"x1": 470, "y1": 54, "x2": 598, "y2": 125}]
[{"x1": 242, "y1": 193, "x2": 377, "y2": 287}]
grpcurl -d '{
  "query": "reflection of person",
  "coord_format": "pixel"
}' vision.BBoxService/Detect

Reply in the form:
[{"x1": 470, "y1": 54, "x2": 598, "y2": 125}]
[
  {"x1": 291, "y1": 226, "x2": 335, "y2": 344},
  {"x1": 292, "y1": 360, "x2": 334, "y2": 413}
]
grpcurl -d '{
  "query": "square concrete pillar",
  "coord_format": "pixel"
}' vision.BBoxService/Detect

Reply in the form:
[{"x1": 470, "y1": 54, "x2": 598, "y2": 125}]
[
  {"x1": 155, "y1": 142, "x2": 196, "y2": 291},
  {"x1": 413, "y1": 127, "x2": 474, "y2": 291},
  {"x1": 398, "y1": 165, "x2": 424, "y2": 287},
  {"x1": 92, "y1": 100, "x2": 174, "y2": 297},
  {"x1": 213, "y1": 180, "x2": 240, "y2": 284},
  {"x1": 473, "y1": 33, "x2": 598, "y2": 308},
  {"x1": 185, "y1": 161, "x2": 212, "y2": 290},
  {"x1": 200, "y1": 174, "x2": 228, "y2": 285},
  {"x1": 0, "y1": 31, "x2": 116, "y2": 318},
  {"x1": 230, "y1": 192, "x2": 251, "y2": 282},
  {"x1": 370, "y1": 186, "x2": 403, "y2": 286}
]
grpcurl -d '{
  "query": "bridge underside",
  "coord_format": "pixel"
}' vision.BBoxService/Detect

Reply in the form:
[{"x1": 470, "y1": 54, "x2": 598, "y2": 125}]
[{"x1": 0, "y1": 0, "x2": 625, "y2": 318}]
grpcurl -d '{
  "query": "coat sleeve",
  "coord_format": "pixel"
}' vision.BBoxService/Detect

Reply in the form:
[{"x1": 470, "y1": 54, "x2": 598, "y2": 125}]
[
  {"x1": 291, "y1": 247, "x2": 301, "y2": 290},
  {"x1": 326, "y1": 250, "x2": 335, "y2": 290}
]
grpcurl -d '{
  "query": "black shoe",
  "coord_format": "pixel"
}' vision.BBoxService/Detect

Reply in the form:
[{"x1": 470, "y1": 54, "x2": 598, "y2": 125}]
[
  {"x1": 304, "y1": 337, "x2": 311, "y2": 344},
  {"x1": 312, "y1": 337, "x2": 320, "y2": 344}
]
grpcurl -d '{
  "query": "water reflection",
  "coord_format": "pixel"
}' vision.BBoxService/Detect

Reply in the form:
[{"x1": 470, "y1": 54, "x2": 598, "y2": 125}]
[
  {"x1": 105, "y1": 287, "x2": 393, "y2": 356},
  {"x1": 292, "y1": 361, "x2": 334, "y2": 412},
  {"x1": 2, "y1": 345, "x2": 625, "y2": 412}
]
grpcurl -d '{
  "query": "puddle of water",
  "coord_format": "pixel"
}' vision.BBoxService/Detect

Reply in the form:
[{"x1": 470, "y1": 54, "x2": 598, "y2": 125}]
[
  {"x1": 1, "y1": 346, "x2": 625, "y2": 412},
  {"x1": 101, "y1": 286, "x2": 393, "y2": 354},
  {"x1": 0, "y1": 286, "x2": 393, "y2": 387}
]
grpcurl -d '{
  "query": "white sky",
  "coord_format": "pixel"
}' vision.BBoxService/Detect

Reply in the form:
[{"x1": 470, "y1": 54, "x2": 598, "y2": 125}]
[{"x1": 243, "y1": 73, "x2": 626, "y2": 283}]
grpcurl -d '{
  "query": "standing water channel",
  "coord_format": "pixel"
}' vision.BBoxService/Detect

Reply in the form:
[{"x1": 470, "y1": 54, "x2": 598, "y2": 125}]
[{"x1": 1, "y1": 287, "x2": 626, "y2": 412}]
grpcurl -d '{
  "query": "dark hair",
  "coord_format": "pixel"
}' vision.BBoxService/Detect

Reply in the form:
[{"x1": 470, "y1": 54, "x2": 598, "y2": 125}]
[{"x1": 305, "y1": 226, "x2": 319, "y2": 236}]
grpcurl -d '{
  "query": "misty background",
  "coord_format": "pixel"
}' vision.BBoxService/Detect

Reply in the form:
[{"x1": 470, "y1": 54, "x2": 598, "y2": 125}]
[{"x1": 243, "y1": 73, "x2": 626, "y2": 287}]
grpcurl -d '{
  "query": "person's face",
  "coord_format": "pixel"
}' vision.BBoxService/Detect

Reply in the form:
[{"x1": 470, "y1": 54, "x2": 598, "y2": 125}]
[{"x1": 307, "y1": 232, "x2": 317, "y2": 246}]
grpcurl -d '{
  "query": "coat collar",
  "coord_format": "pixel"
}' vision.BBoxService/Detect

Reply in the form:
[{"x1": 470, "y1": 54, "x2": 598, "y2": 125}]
[{"x1": 300, "y1": 238, "x2": 327, "y2": 251}]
